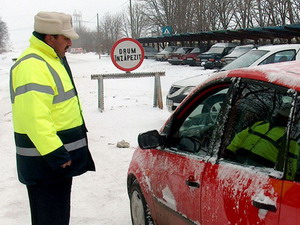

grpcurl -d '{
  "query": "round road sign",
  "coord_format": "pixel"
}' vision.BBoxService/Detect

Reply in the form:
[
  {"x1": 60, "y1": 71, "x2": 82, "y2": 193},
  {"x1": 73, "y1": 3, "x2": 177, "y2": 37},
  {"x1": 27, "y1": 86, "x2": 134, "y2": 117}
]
[{"x1": 111, "y1": 38, "x2": 145, "y2": 72}]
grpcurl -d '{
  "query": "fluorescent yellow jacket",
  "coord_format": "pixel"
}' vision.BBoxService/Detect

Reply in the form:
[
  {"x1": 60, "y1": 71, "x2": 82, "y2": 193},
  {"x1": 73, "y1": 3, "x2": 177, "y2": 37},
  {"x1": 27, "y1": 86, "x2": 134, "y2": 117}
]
[
  {"x1": 227, "y1": 121, "x2": 298, "y2": 180},
  {"x1": 10, "y1": 34, "x2": 95, "y2": 185}
]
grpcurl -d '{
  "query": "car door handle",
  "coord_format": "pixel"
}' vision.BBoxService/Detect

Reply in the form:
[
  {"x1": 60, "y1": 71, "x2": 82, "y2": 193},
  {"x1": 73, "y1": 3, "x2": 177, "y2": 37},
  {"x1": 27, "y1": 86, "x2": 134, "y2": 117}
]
[
  {"x1": 185, "y1": 180, "x2": 200, "y2": 188},
  {"x1": 252, "y1": 200, "x2": 277, "y2": 212},
  {"x1": 185, "y1": 175, "x2": 200, "y2": 188}
]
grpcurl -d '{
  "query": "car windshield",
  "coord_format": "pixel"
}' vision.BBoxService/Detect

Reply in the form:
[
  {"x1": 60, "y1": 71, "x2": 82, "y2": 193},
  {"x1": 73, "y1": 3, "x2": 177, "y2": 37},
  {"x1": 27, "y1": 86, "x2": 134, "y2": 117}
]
[
  {"x1": 221, "y1": 50, "x2": 268, "y2": 70},
  {"x1": 144, "y1": 47, "x2": 157, "y2": 52},
  {"x1": 206, "y1": 46, "x2": 225, "y2": 54},
  {"x1": 190, "y1": 48, "x2": 201, "y2": 53},
  {"x1": 174, "y1": 48, "x2": 186, "y2": 54},
  {"x1": 225, "y1": 47, "x2": 253, "y2": 58},
  {"x1": 162, "y1": 46, "x2": 174, "y2": 53}
]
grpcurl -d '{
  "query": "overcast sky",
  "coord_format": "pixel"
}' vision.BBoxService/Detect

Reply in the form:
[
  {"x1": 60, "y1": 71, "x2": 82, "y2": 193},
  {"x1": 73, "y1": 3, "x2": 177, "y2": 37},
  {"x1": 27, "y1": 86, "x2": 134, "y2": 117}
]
[{"x1": 0, "y1": 0, "x2": 129, "y2": 49}]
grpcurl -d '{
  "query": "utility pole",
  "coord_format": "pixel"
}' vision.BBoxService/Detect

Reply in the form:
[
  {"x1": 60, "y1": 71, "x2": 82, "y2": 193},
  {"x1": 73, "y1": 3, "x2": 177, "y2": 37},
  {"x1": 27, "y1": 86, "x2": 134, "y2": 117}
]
[
  {"x1": 129, "y1": 0, "x2": 134, "y2": 38},
  {"x1": 97, "y1": 13, "x2": 101, "y2": 59}
]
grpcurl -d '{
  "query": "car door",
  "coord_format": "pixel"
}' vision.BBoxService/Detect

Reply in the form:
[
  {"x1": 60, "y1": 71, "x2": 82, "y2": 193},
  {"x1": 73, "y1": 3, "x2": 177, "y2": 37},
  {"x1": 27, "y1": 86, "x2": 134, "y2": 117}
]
[
  {"x1": 278, "y1": 98, "x2": 300, "y2": 224},
  {"x1": 200, "y1": 79, "x2": 297, "y2": 224},
  {"x1": 148, "y1": 83, "x2": 231, "y2": 225}
]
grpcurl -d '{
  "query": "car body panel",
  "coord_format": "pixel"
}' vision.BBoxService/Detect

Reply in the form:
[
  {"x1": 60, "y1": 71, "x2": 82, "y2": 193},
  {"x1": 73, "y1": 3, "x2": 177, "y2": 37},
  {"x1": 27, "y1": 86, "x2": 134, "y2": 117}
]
[
  {"x1": 201, "y1": 161, "x2": 282, "y2": 224},
  {"x1": 147, "y1": 150, "x2": 205, "y2": 225},
  {"x1": 279, "y1": 182, "x2": 300, "y2": 224},
  {"x1": 182, "y1": 47, "x2": 208, "y2": 66},
  {"x1": 128, "y1": 61, "x2": 300, "y2": 225},
  {"x1": 220, "y1": 44, "x2": 255, "y2": 66},
  {"x1": 168, "y1": 47, "x2": 194, "y2": 65},
  {"x1": 144, "y1": 46, "x2": 158, "y2": 59},
  {"x1": 155, "y1": 46, "x2": 180, "y2": 61},
  {"x1": 166, "y1": 75, "x2": 209, "y2": 111}
]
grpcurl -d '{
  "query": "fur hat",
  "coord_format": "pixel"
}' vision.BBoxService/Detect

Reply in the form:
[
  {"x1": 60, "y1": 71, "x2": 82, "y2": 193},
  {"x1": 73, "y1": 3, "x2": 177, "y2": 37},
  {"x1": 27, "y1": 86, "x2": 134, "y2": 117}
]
[{"x1": 34, "y1": 11, "x2": 79, "y2": 40}]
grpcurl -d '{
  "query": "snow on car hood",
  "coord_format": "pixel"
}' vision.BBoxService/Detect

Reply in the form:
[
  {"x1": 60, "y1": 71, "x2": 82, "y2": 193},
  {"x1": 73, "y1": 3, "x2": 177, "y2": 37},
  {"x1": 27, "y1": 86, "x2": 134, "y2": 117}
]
[{"x1": 172, "y1": 73, "x2": 214, "y2": 87}]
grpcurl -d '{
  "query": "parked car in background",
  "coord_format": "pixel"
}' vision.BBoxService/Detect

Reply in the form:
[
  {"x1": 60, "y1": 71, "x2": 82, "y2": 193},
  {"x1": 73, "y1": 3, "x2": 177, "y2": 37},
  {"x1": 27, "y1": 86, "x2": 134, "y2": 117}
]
[
  {"x1": 128, "y1": 60, "x2": 300, "y2": 225},
  {"x1": 167, "y1": 47, "x2": 194, "y2": 65},
  {"x1": 220, "y1": 44, "x2": 254, "y2": 67},
  {"x1": 154, "y1": 46, "x2": 180, "y2": 61},
  {"x1": 143, "y1": 46, "x2": 158, "y2": 59},
  {"x1": 182, "y1": 47, "x2": 206, "y2": 66},
  {"x1": 167, "y1": 44, "x2": 300, "y2": 112},
  {"x1": 221, "y1": 44, "x2": 300, "y2": 71},
  {"x1": 195, "y1": 43, "x2": 237, "y2": 69}
]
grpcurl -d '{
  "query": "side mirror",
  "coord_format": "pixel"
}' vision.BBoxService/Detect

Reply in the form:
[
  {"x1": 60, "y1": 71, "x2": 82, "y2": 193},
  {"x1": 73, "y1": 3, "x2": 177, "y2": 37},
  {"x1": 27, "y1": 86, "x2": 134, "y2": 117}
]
[{"x1": 138, "y1": 130, "x2": 166, "y2": 149}]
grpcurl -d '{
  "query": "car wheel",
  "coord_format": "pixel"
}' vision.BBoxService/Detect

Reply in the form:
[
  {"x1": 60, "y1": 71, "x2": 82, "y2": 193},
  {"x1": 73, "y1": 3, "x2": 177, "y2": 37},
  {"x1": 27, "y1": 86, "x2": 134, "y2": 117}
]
[
  {"x1": 130, "y1": 180, "x2": 154, "y2": 225},
  {"x1": 202, "y1": 94, "x2": 226, "y2": 122}
]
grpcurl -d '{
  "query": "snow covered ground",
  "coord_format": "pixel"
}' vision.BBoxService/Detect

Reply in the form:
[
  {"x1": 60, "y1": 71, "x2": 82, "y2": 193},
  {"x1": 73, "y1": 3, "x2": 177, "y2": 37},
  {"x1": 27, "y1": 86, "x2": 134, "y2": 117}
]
[{"x1": 0, "y1": 50, "x2": 211, "y2": 224}]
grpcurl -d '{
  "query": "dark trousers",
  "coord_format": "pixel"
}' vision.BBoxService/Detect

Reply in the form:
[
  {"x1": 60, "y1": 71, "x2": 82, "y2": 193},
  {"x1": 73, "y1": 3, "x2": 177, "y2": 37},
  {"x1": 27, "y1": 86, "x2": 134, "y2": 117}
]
[{"x1": 26, "y1": 177, "x2": 73, "y2": 225}]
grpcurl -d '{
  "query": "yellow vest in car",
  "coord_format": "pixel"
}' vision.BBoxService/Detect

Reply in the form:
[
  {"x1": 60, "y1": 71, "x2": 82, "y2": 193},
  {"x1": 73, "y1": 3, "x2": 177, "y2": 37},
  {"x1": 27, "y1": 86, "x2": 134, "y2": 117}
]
[{"x1": 227, "y1": 121, "x2": 298, "y2": 179}]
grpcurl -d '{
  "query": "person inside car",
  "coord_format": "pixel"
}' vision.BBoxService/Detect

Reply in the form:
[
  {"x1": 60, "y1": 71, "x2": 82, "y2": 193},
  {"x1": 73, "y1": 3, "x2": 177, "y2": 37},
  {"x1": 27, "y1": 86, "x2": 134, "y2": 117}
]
[{"x1": 224, "y1": 104, "x2": 299, "y2": 180}]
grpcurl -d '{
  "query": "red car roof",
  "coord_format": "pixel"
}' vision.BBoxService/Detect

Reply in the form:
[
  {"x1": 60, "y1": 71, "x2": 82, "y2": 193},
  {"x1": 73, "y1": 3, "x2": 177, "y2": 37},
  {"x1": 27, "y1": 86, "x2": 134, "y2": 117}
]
[{"x1": 207, "y1": 60, "x2": 300, "y2": 91}]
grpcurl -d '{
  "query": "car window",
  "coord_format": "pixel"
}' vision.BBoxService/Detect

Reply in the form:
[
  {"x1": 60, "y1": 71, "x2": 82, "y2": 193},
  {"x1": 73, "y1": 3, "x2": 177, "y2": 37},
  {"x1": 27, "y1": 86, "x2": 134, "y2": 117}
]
[
  {"x1": 220, "y1": 81, "x2": 299, "y2": 180},
  {"x1": 221, "y1": 50, "x2": 268, "y2": 70},
  {"x1": 190, "y1": 48, "x2": 201, "y2": 53},
  {"x1": 225, "y1": 46, "x2": 253, "y2": 58},
  {"x1": 259, "y1": 50, "x2": 296, "y2": 65},
  {"x1": 207, "y1": 47, "x2": 225, "y2": 54},
  {"x1": 168, "y1": 87, "x2": 229, "y2": 155},
  {"x1": 162, "y1": 46, "x2": 175, "y2": 53},
  {"x1": 174, "y1": 48, "x2": 185, "y2": 54}
]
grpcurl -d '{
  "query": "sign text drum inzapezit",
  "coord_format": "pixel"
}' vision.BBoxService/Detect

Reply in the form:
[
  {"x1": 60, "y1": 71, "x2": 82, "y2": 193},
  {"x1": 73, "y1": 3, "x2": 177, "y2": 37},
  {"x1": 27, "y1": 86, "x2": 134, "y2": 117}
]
[{"x1": 111, "y1": 38, "x2": 144, "y2": 72}]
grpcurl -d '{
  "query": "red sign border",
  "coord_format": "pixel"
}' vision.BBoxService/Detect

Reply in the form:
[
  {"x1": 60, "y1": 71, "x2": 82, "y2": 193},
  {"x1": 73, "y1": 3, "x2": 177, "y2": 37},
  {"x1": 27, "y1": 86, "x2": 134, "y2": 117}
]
[{"x1": 110, "y1": 38, "x2": 145, "y2": 72}]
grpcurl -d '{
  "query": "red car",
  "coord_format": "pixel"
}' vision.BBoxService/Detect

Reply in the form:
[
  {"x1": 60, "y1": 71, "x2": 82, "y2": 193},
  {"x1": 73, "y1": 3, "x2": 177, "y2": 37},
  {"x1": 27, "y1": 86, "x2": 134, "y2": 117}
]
[
  {"x1": 182, "y1": 47, "x2": 204, "y2": 66},
  {"x1": 127, "y1": 60, "x2": 300, "y2": 225},
  {"x1": 167, "y1": 47, "x2": 194, "y2": 65}
]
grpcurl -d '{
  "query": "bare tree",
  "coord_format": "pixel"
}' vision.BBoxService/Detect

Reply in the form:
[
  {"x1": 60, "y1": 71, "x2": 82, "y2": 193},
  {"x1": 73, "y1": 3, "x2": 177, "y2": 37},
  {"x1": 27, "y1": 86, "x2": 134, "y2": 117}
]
[
  {"x1": 291, "y1": 0, "x2": 300, "y2": 22},
  {"x1": 72, "y1": 0, "x2": 300, "y2": 53},
  {"x1": 73, "y1": 26, "x2": 98, "y2": 52},
  {"x1": 0, "y1": 17, "x2": 9, "y2": 53},
  {"x1": 192, "y1": 0, "x2": 211, "y2": 31},
  {"x1": 123, "y1": 3, "x2": 151, "y2": 38},
  {"x1": 213, "y1": 0, "x2": 236, "y2": 30},
  {"x1": 138, "y1": 0, "x2": 196, "y2": 34},
  {"x1": 233, "y1": 0, "x2": 255, "y2": 28},
  {"x1": 100, "y1": 13, "x2": 123, "y2": 54}
]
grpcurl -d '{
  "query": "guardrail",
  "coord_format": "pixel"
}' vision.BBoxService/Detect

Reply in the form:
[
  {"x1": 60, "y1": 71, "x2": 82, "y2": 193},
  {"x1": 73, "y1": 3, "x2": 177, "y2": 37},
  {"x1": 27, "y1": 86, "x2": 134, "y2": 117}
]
[{"x1": 91, "y1": 71, "x2": 165, "y2": 112}]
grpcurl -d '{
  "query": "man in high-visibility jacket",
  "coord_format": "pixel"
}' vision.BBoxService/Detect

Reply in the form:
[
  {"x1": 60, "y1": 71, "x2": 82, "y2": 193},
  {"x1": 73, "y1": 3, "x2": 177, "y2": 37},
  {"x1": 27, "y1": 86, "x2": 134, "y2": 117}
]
[
  {"x1": 10, "y1": 11, "x2": 95, "y2": 225},
  {"x1": 226, "y1": 104, "x2": 299, "y2": 180}
]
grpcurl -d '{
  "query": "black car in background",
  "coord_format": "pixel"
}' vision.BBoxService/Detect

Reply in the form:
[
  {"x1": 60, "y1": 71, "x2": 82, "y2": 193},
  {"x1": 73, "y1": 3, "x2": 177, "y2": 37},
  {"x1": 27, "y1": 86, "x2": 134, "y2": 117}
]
[{"x1": 195, "y1": 43, "x2": 237, "y2": 69}]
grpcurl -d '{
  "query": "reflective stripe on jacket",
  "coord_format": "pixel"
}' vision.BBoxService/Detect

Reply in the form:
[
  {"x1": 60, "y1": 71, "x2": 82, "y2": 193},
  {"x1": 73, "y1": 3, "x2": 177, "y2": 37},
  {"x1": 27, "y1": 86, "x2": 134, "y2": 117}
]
[
  {"x1": 227, "y1": 121, "x2": 298, "y2": 179},
  {"x1": 10, "y1": 35, "x2": 95, "y2": 185}
]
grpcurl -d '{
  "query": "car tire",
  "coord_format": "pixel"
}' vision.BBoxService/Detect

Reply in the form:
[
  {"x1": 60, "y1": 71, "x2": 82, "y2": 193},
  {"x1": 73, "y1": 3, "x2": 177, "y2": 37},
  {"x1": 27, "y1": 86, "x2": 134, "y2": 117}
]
[
  {"x1": 202, "y1": 93, "x2": 226, "y2": 122},
  {"x1": 129, "y1": 180, "x2": 154, "y2": 225}
]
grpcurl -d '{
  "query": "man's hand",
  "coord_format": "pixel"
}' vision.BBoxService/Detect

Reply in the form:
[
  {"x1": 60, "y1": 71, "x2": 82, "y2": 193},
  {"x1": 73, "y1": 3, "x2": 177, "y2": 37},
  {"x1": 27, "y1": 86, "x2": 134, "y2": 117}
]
[{"x1": 61, "y1": 160, "x2": 72, "y2": 168}]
